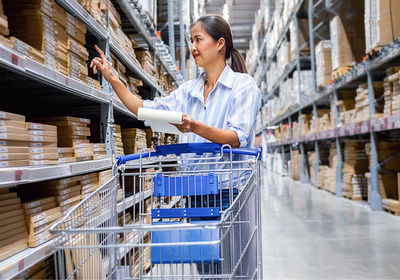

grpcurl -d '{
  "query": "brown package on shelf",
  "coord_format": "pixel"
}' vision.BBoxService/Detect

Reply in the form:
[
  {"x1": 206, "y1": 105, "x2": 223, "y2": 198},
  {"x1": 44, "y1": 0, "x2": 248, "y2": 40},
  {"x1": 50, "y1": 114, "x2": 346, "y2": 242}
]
[
  {"x1": 385, "y1": 68, "x2": 400, "y2": 116},
  {"x1": 342, "y1": 140, "x2": 369, "y2": 200},
  {"x1": 0, "y1": 187, "x2": 28, "y2": 261},
  {"x1": 315, "y1": 40, "x2": 332, "y2": 88},
  {"x1": 289, "y1": 18, "x2": 309, "y2": 61},
  {"x1": 122, "y1": 128, "x2": 137, "y2": 154},
  {"x1": 0, "y1": 1, "x2": 9, "y2": 36},
  {"x1": 58, "y1": 147, "x2": 76, "y2": 163},
  {"x1": 329, "y1": 1, "x2": 365, "y2": 75},
  {"x1": 0, "y1": 111, "x2": 30, "y2": 166},
  {"x1": 365, "y1": 0, "x2": 400, "y2": 54},
  {"x1": 354, "y1": 82, "x2": 384, "y2": 122},
  {"x1": 27, "y1": 122, "x2": 59, "y2": 165}
]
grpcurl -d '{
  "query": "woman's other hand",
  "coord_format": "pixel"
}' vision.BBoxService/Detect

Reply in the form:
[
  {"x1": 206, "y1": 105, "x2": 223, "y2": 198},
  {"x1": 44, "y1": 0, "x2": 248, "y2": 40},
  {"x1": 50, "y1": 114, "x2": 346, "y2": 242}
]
[
  {"x1": 90, "y1": 45, "x2": 115, "y2": 82},
  {"x1": 174, "y1": 114, "x2": 198, "y2": 133}
]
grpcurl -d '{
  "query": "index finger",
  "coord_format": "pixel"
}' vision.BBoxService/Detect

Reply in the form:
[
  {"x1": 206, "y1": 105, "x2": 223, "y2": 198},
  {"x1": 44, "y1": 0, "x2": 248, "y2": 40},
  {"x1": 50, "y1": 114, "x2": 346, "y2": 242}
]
[{"x1": 94, "y1": 45, "x2": 106, "y2": 60}]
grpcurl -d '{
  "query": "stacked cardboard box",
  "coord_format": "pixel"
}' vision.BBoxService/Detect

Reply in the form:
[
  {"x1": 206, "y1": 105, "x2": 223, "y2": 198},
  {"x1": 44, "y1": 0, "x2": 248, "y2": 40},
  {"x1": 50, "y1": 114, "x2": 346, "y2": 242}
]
[
  {"x1": 122, "y1": 128, "x2": 137, "y2": 154},
  {"x1": 355, "y1": 83, "x2": 384, "y2": 122},
  {"x1": 57, "y1": 147, "x2": 75, "y2": 163},
  {"x1": 385, "y1": 68, "x2": 400, "y2": 116},
  {"x1": 329, "y1": 1, "x2": 365, "y2": 72},
  {"x1": 33, "y1": 176, "x2": 81, "y2": 214},
  {"x1": 0, "y1": 187, "x2": 28, "y2": 261},
  {"x1": 27, "y1": 122, "x2": 59, "y2": 166},
  {"x1": 93, "y1": 143, "x2": 107, "y2": 159},
  {"x1": 66, "y1": 13, "x2": 88, "y2": 83},
  {"x1": 135, "y1": 50, "x2": 156, "y2": 80},
  {"x1": 0, "y1": 0, "x2": 9, "y2": 37},
  {"x1": 325, "y1": 142, "x2": 339, "y2": 194},
  {"x1": 86, "y1": 76, "x2": 102, "y2": 91},
  {"x1": 157, "y1": 65, "x2": 174, "y2": 93},
  {"x1": 21, "y1": 196, "x2": 61, "y2": 247},
  {"x1": 342, "y1": 140, "x2": 369, "y2": 200},
  {"x1": 107, "y1": 1, "x2": 138, "y2": 63},
  {"x1": 291, "y1": 150, "x2": 301, "y2": 181},
  {"x1": 365, "y1": 141, "x2": 400, "y2": 201},
  {"x1": 299, "y1": 114, "x2": 312, "y2": 136},
  {"x1": 136, "y1": 128, "x2": 153, "y2": 151},
  {"x1": 0, "y1": 111, "x2": 30, "y2": 167},
  {"x1": 276, "y1": 41, "x2": 290, "y2": 77},
  {"x1": 4, "y1": 0, "x2": 68, "y2": 74},
  {"x1": 315, "y1": 40, "x2": 332, "y2": 88},
  {"x1": 34, "y1": 116, "x2": 93, "y2": 162},
  {"x1": 364, "y1": 0, "x2": 400, "y2": 54},
  {"x1": 289, "y1": 19, "x2": 309, "y2": 61},
  {"x1": 80, "y1": 172, "x2": 100, "y2": 198},
  {"x1": 112, "y1": 124, "x2": 124, "y2": 156}
]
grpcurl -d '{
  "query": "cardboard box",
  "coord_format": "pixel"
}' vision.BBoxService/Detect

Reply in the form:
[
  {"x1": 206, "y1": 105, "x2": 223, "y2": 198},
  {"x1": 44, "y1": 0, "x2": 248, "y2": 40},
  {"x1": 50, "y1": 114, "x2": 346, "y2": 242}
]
[
  {"x1": 0, "y1": 220, "x2": 26, "y2": 235},
  {"x1": 22, "y1": 197, "x2": 56, "y2": 209},
  {"x1": 58, "y1": 147, "x2": 74, "y2": 154},
  {"x1": 28, "y1": 130, "x2": 57, "y2": 137},
  {"x1": 28, "y1": 231, "x2": 52, "y2": 247},
  {"x1": 56, "y1": 190, "x2": 81, "y2": 204},
  {"x1": 58, "y1": 195, "x2": 81, "y2": 207},
  {"x1": 0, "y1": 126, "x2": 28, "y2": 135},
  {"x1": 60, "y1": 201, "x2": 79, "y2": 213},
  {"x1": 0, "y1": 140, "x2": 29, "y2": 147},
  {"x1": 0, "y1": 203, "x2": 22, "y2": 214},
  {"x1": 0, "y1": 111, "x2": 25, "y2": 122},
  {"x1": 0, "y1": 208, "x2": 23, "y2": 222},
  {"x1": 0, "y1": 226, "x2": 27, "y2": 241},
  {"x1": 29, "y1": 147, "x2": 58, "y2": 154},
  {"x1": 28, "y1": 209, "x2": 61, "y2": 230},
  {"x1": 0, "y1": 197, "x2": 21, "y2": 208},
  {"x1": 26, "y1": 122, "x2": 57, "y2": 132},
  {"x1": 58, "y1": 157, "x2": 76, "y2": 163},
  {"x1": 26, "y1": 207, "x2": 61, "y2": 223},
  {"x1": 59, "y1": 153, "x2": 74, "y2": 158},
  {"x1": 0, "y1": 238, "x2": 27, "y2": 261},
  {"x1": 0, "y1": 160, "x2": 29, "y2": 167},
  {"x1": 29, "y1": 142, "x2": 57, "y2": 148},
  {"x1": 0, "y1": 119, "x2": 25, "y2": 127},
  {"x1": 29, "y1": 153, "x2": 58, "y2": 160},
  {"x1": 24, "y1": 202, "x2": 57, "y2": 216},
  {"x1": 0, "y1": 153, "x2": 29, "y2": 161},
  {"x1": 0, "y1": 146, "x2": 28, "y2": 153},
  {"x1": 29, "y1": 135, "x2": 57, "y2": 143},
  {"x1": 0, "y1": 133, "x2": 29, "y2": 141}
]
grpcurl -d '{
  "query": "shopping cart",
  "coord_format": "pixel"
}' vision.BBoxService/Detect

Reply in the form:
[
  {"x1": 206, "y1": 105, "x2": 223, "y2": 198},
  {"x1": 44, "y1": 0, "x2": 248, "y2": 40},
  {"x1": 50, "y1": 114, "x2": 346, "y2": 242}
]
[{"x1": 50, "y1": 143, "x2": 262, "y2": 279}]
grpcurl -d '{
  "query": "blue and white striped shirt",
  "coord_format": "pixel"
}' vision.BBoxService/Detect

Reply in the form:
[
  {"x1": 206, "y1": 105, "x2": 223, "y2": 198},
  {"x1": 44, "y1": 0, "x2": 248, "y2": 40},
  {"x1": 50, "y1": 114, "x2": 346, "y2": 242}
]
[{"x1": 143, "y1": 64, "x2": 261, "y2": 148}]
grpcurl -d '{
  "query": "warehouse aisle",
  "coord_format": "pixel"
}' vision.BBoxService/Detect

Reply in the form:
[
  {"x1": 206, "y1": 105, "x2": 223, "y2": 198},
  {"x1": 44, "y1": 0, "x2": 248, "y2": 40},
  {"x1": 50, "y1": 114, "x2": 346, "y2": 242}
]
[{"x1": 260, "y1": 170, "x2": 400, "y2": 279}]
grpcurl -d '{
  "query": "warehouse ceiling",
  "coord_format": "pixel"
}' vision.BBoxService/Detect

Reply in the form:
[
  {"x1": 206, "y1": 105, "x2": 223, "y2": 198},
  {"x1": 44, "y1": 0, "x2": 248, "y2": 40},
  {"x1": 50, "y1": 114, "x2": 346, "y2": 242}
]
[{"x1": 204, "y1": 0, "x2": 261, "y2": 57}]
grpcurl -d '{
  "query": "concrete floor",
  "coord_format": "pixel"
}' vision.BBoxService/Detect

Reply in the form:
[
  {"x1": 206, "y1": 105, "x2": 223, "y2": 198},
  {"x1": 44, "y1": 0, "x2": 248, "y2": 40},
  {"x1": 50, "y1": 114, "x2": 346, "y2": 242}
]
[{"x1": 261, "y1": 169, "x2": 400, "y2": 279}]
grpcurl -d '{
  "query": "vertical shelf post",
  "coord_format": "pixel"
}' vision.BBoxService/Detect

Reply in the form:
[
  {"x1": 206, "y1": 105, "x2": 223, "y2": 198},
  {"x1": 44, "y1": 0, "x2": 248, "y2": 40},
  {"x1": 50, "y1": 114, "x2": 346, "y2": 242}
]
[
  {"x1": 179, "y1": 0, "x2": 186, "y2": 80},
  {"x1": 367, "y1": 70, "x2": 382, "y2": 210},
  {"x1": 333, "y1": 89, "x2": 343, "y2": 196},
  {"x1": 168, "y1": 0, "x2": 175, "y2": 63}
]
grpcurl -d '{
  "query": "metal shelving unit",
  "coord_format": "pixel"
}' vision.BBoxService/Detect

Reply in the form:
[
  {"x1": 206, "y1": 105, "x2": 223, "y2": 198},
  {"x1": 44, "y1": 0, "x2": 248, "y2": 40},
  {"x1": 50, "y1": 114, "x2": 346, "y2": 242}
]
[
  {"x1": 0, "y1": 0, "x2": 192, "y2": 275},
  {"x1": 256, "y1": 0, "x2": 400, "y2": 211}
]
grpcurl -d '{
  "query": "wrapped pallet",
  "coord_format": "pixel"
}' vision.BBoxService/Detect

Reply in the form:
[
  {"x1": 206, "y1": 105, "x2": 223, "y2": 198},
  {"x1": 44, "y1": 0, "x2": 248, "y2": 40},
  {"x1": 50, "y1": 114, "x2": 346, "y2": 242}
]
[
  {"x1": 315, "y1": 40, "x2": 332, "y2": 88},
  {"x1": 289, "y1": 18, "x2": 309, "y2": 62},
  {"x1": 364, "y1": 0, "x2": 400, "y2": 54},
  {"x1": 329, "y1": 1, "x2": 365, "y2": 75}
]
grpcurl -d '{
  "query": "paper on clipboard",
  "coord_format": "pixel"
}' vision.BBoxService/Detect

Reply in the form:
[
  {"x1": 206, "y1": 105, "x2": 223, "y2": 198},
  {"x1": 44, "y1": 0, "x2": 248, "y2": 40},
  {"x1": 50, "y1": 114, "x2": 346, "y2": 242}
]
[{"x1": 138, "y1": 108, "x2": 184, "y2": 135}]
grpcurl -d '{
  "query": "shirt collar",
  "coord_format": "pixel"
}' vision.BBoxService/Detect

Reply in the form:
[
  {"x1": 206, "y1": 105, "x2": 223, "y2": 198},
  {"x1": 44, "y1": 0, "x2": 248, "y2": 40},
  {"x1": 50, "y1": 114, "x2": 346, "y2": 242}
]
[{"x1": 190, "y1": 64, "x2": 235, "y2": 100}]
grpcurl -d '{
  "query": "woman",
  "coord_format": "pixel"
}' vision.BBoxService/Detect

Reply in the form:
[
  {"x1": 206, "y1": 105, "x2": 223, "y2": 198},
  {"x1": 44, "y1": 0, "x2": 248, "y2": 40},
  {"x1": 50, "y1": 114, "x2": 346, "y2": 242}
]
[{"x1": 90, "y1": 14, "x2": 260, "y2": 149}]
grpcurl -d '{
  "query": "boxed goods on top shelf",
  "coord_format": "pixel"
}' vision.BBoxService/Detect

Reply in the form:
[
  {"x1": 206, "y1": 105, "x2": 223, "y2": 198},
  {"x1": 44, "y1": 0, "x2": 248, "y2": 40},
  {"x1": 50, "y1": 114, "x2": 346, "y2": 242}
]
[
  {"x1": 289, "y1": 18, "x2": 309, "y2": 61},
  {"x1": 0, "y1": 0, "x2": 9, "y2": 36},
  {"x1": 315, "y1": 40, "x2": 332, "y2": 88},
  {"x1": 342, "y1": 140, "x2": 369, "y2": 200},
  {"x1": 329, "y1": 1, "x2": 365, "y2": 76},
  {"x1": 0, "y1": 187, "x2": 28, "y2": 261},
  {"x1": 364, "y1": 0, "x2": 400, "y2": 55}
]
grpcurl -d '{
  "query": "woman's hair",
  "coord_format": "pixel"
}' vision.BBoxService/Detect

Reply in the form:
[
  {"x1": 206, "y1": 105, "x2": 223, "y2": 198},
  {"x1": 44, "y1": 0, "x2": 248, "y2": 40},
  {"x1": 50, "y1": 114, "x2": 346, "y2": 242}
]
[{"x1": 192, "y1": 14, "x2": 247, "y2": 73}]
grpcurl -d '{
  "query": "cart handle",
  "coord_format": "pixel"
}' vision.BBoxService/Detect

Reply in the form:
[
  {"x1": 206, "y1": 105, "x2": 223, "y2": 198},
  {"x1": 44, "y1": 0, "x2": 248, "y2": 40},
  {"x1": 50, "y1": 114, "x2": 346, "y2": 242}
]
[{"x1": 117, "y1": 143, "x2": 261, "y2": 166}]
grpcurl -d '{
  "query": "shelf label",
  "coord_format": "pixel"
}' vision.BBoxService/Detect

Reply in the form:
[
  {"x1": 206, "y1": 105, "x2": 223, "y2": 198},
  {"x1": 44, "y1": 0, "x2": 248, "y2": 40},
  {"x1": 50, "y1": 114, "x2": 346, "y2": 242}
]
[
  {"x1": 11, "y1": 54, "x2": 18, "y2": 66},
  {"x1": 361, "y1": 121, "x2": 369, "y2": 134},
  {"x1": 14, "y1": 170, "x2": 23, "y2": 181},
  {"x1": 18, "y1": 259, "x2": 24, "y2": 271}
]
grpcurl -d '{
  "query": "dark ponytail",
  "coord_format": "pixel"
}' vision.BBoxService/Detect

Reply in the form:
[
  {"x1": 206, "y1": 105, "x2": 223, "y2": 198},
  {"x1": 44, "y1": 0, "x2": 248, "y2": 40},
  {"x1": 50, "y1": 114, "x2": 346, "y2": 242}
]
[{"x1": 192, "y1": 15, "x2": 248, "y2": 74}]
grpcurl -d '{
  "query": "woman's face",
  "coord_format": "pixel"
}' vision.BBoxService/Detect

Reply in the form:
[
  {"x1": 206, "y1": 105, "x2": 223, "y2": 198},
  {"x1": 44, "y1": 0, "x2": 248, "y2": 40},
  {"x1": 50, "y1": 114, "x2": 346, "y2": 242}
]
[{"x1": 190, "y1": 22, "x2": 224, "y2": 68}]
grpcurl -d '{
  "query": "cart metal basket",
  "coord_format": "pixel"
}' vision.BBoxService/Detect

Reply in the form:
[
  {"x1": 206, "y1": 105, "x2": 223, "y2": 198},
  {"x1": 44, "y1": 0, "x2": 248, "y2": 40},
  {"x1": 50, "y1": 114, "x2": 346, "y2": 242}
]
[{"x1": 50, "y1": 143, "x2": 262, "y2": 279}]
